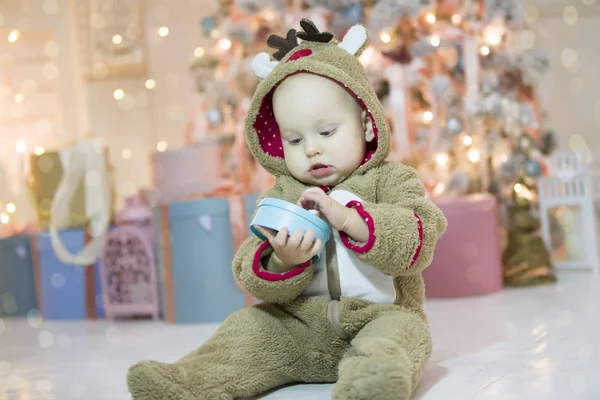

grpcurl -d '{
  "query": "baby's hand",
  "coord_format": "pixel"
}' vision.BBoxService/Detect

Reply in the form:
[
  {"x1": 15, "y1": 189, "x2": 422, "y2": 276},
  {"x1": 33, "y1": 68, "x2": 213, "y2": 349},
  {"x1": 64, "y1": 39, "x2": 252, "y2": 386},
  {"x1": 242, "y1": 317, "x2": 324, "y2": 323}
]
[
  {"x1": 298, "y1": 188, "x2": 351, "y2": 232},
  {"x1": 255, "y1": 226, "x2": 322, "y2": 272}
]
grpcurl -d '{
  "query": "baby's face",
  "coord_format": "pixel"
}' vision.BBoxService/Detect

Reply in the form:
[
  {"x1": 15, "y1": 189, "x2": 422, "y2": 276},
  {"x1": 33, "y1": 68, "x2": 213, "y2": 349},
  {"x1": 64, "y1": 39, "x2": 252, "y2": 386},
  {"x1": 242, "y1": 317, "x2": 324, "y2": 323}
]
[{"x1": 272, "y1": 73, "x2": 371, "y2": 186}]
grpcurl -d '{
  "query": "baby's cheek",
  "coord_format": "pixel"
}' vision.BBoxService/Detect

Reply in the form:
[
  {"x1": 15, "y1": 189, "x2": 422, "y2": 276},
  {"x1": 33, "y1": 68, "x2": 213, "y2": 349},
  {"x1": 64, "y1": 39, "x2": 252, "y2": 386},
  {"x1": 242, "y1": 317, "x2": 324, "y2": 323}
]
[{"x1": 284, "y1": 153, "x2": 304, "y2": 174}]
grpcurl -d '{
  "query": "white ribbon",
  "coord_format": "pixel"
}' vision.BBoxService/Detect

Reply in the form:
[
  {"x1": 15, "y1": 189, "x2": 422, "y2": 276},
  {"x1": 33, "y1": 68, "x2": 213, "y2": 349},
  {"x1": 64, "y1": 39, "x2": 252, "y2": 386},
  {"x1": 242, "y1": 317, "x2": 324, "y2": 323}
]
[
  {"x1": 463, "y1": 34, "x2": 480, "y2": 115},
  {"x1": 49, "y1": 139, "x2": 111, "y2": 266}
]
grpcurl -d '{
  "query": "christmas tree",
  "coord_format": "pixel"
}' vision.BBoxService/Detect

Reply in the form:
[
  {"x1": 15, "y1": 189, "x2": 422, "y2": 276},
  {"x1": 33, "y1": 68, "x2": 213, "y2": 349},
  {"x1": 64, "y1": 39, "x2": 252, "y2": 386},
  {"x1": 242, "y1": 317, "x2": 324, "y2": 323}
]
[{"x1": 188, "y1": 0, "x2": 557, "y2": 285}]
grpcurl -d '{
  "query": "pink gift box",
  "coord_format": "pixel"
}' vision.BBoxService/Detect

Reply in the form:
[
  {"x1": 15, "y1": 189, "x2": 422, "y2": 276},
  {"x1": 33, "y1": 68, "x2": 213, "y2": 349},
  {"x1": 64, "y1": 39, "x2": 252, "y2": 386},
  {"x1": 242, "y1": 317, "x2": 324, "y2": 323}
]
[
  {"x1": 150, "y1": 138, "x2": 231, "y2": 203},
  {"x1": 423, "y1": 194, "x2": 503, "y2": 298}
]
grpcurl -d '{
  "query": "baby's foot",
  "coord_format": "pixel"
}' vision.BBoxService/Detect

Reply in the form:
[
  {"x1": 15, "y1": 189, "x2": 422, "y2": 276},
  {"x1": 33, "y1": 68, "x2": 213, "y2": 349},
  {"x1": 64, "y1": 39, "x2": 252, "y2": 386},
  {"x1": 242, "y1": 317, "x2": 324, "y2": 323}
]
[
  {"x1": 332, "y1": 338, "x2": 412, "y2": 400},
  {"x1": 127, "y1": 360, "x2": 233, "y2": 400}
]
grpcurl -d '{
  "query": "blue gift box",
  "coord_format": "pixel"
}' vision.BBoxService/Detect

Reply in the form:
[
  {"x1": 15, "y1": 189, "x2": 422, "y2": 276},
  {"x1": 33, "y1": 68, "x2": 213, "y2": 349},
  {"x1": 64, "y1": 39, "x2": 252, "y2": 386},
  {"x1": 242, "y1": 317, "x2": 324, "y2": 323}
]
[
  {"x1": 35, "y1": 229, "x2": 105, "y2": 319},
  {"x1": 0, "y1": 235, "x2": 37, "y2": 317},
  {"x1": 154, "y1": 193, "x2": 260, "y2": 324}
]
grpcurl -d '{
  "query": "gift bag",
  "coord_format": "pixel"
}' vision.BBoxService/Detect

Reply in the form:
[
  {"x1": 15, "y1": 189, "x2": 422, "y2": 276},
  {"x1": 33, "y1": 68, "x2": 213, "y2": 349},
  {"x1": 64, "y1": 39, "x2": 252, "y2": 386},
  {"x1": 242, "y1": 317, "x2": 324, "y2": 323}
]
[
  {"x1": 29, "y1": 139, "x2": 115, "y2": 231},
  {"x1": 48, "y1": 139, "x2": 113, "y2": 267}
]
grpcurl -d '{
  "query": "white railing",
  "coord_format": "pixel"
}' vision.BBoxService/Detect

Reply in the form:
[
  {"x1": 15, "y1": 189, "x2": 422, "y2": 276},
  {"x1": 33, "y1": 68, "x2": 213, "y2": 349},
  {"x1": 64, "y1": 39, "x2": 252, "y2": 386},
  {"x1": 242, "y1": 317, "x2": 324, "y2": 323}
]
[{"x1": 537, "y1": 151, "x2": 599, "y2": 272}]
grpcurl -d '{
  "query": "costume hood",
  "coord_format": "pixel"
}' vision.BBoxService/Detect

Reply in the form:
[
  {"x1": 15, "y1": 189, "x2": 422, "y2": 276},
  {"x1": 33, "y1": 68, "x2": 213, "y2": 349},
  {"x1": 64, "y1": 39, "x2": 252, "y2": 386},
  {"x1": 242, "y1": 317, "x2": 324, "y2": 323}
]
[{"x1": 244, "y1": 19, "x2": 391, "y2": 179}]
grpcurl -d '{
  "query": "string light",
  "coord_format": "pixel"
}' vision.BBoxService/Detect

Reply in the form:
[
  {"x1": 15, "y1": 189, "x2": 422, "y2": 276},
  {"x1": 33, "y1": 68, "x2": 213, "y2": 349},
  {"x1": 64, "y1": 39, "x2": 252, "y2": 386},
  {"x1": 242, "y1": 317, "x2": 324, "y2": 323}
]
[
  {"x1": 218, "y1": 38, "x2": 232, "y2": 50},
  {"x1": 16, "y1": 140, "x2": 26, "y2": 153},
  {"x1": 194, "y1": 47, "x2": 205, "y2": 57},
  {"x1": 433, "y1": 183, "x2": 445, "y2": 197},
  {"x1": 0, "y1": 213, "x2": 9, "y2": 224},
  {"x1": 514, "y1": 183, "x2": 524, "y2": 193},
  {"x1": 514, "y1": 183, "x2": 534, "y2": 200},
  {"x1": 480, "y1": 46, "x2": 490, "y2": 56},
  {"x1": 423, "y1": 111, "x2": 433, "y2": 123},
  {"x1": 158, "y1": 27, "x2": 169, "y2": 37},
  {"x1": 380, "y1": 32, "x2": 391, "y2": 43},
  {"x1": 112, "y1": 34, "x2": 123, "y2": 45},
  {"x1": 145, "y1": 79, "x2": 156, "y2": 90},
  {"x1": 484, "y1": 24, "x2": 504, "y2": 46},
  {"x1": 5, "y1": 203, "x2": 16, "y2": 213},
  {"x1": 34, "y1": 146, "x2": 45, "y2": 155},
  {"x1": 8, "y1": 29, "x2": 19, "y2": 43},
  {"x1": 113, "y1": 88, "x2": 125, "y2": 100},
  {"x1": 468, "y1": 148, "x2": 481, "y2": 163},
  {"x1": 436, "y1": 153, "x2": 449, "y2": 165},
  {"x1": 358, "y1": 46, "x2": 375, "y2": 65},
  {"x1": 15, "y1": 93, "x2": 24, "y2": 103},
  {"x1": 122, "y1": 149, "x2": 132, "y2": 159},
  {"x1": 451, "y1": 14, "x2": 462, "y2": 25},
  {"x1": 425, "y1": 13, "x2": 436, "y2": 24},
  {"x1": 486, "y1": 33, "x2": 501, "y2": 46},
  {"x1": 463, "y1": 135, "x2": 473, "y2": 146},
  {"x1": 430, "y1": 35, "x2": 440, "y2": 47},
  {"x1": 262, "y1": 9, "x2": 276, "y2": 21},
  {"x1": 156, "y1": 141, "x2": 168, "y2": 152}
]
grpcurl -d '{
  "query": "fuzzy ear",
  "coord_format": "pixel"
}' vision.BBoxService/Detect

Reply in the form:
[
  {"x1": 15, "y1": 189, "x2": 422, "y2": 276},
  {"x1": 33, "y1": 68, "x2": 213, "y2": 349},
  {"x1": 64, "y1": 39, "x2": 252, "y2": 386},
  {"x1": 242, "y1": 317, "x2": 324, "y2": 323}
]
[
  {"x1": 252, "y1": 52, "x2": 279, "y2": 79},
  {"x1": 338, "y1": 24, "x2": 369, "y2": 57}
]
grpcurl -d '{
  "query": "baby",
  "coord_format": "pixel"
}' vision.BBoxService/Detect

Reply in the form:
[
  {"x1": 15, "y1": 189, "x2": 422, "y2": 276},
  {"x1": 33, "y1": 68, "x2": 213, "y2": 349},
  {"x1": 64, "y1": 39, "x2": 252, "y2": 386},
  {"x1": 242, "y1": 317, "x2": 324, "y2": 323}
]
[{"x1": 127, "y1": 19, "x2": 447, "y2": 400}]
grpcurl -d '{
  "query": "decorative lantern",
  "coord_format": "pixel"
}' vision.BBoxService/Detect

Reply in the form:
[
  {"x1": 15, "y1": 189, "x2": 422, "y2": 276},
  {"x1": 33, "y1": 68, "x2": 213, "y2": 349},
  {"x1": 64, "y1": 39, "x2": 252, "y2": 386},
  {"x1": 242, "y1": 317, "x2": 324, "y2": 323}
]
[{"x1": 99, "y1": 196, "x2": 159, "y2": 321}]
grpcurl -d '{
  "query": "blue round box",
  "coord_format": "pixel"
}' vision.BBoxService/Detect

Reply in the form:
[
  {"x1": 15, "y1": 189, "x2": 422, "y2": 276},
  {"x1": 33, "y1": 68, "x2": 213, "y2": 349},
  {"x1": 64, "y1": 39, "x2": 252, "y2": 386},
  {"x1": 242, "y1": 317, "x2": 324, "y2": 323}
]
[{"x1": 250, "y1": 197, "x2": 330, "y2": 261}]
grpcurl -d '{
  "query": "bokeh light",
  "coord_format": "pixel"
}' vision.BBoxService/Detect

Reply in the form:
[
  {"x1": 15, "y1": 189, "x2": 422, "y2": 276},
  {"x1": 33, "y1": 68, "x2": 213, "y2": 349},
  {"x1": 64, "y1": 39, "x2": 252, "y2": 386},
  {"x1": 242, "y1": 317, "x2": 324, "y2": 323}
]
[
  {"x1": 39, "y1": 330, "x2": 54, "y2": 349},
  {"x1": 525, "y1": 5, "x2": 539, "y2": 23},
  {"x1": 113, "y1": 88, "x2": 125, "y2": 100},
  {"x1": 158, "y1": 26, "x2": 170, "y2": 37},
  {"x1": 8, "y1": 29, "x2": 19, "y2": 43},
  {"x1": 157, "y1": 141, "x2": 168, "y2": 152},
  {"x1": 563, "y1": 6, "x2": 579, "y2": 25},
  {"x1": 145, "y1": 79, "x2": 156, "y2": 89}
]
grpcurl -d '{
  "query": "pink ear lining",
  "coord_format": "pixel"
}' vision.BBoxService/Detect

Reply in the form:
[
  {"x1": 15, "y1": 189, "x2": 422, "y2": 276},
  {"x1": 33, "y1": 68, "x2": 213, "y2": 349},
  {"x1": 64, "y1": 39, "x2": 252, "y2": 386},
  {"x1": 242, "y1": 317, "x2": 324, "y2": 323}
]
[
  {"x1": 253, "y1": 71, "x2": 379, "y2": 165},
  {"x1": 255, "y1": 91, "x2": 285, "y2": 158}
]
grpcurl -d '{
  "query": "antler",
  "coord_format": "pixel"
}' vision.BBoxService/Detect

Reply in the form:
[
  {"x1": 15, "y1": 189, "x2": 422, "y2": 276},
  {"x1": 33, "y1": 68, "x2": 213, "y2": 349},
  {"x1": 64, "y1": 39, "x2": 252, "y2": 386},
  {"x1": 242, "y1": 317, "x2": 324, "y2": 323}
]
[
  {"x1": 267, "y1": 29, "x2": 299, "y2": 61},
  {"x1": 296, "y1": 18, "x2": 333, "y2": 43}
]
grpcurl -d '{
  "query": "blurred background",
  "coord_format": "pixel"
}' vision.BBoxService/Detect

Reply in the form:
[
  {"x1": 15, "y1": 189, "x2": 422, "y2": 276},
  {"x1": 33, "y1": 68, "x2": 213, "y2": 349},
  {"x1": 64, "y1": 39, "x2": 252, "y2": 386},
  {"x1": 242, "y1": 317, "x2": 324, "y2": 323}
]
[{"x1": 1, "y1": 0, "x2": 599, "y2": 399}]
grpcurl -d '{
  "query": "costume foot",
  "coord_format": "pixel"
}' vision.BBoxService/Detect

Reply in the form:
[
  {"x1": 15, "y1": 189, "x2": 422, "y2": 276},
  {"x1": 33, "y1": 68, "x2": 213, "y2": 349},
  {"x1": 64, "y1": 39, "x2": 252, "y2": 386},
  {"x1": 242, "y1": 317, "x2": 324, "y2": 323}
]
[
  {"x1": 127, "y1": 360, "x2": 232, "y2": 400},
  {"x1": 332, "y1": 339, "x2": 412, "y2": 400}
]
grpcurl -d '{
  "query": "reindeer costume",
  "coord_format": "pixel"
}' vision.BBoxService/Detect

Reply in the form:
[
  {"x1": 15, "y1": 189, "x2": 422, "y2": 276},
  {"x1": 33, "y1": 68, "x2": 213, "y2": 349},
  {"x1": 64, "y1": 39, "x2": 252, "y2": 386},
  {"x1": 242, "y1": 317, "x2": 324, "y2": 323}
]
[{"x1": 127, "y1": 20, "x2": 447, "y2": 400}]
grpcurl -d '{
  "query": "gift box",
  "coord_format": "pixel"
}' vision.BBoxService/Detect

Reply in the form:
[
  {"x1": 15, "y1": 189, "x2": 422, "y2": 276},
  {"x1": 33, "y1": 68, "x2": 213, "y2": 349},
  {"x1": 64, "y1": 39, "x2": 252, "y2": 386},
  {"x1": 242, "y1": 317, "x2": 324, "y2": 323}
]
[
  {"x1": 0, "y1": 235, "x2": 37, "y2": 317},
  {"x1": 154, "y1": 189, "x2": 260, "y2": 324},
  {"x1": 28, "y1": 142, "x2": 116, "y2": 230},
  {"x1": 33, "y1": 228, "x2": 105, "y2": 319},
  {"x1": 422, "y1": 194, "x2": 503, "y2": 298},
  {"x1": 150, "y1": 136, "x2": 235, "y2": 203}
]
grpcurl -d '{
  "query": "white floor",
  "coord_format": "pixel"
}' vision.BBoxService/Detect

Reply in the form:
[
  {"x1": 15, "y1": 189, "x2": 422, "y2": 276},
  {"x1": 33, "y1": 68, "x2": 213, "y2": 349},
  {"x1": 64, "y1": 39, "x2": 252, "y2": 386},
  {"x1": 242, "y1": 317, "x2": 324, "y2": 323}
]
[{"x1": 1, "y1": 272, "x2": 598, "y2": 400}]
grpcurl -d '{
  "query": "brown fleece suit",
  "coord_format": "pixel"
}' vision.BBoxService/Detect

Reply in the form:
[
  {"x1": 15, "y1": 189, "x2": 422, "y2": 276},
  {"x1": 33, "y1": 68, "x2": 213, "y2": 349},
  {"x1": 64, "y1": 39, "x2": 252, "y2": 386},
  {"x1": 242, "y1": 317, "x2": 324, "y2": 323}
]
[{"x1": 127, "y1": 19, "x2": 447, "y2": 400}]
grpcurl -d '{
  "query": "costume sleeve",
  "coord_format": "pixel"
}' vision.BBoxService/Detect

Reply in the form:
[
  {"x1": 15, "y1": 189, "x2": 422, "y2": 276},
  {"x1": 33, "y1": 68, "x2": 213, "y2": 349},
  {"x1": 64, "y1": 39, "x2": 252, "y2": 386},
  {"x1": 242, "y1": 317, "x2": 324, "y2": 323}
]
[
  {"x1": 232, "y1": 181, "x2": 315, "y2": 303},
  {"x1": 338, "y1": 163, "x2": 447, "y2": 276}
]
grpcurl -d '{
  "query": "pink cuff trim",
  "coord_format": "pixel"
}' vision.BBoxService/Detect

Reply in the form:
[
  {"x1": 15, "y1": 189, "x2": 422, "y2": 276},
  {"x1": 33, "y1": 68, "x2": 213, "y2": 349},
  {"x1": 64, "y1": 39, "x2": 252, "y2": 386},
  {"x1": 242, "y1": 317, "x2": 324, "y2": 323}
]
[
  {"x1": 407, "y1": 213, "x2": 423, "y2": 270},
  {"x1": 252, "y1": 241, "x2": 311, "y2": 281},
  {"x1": 339, "y1": 200, "x2": 376, "y2": 254}
]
